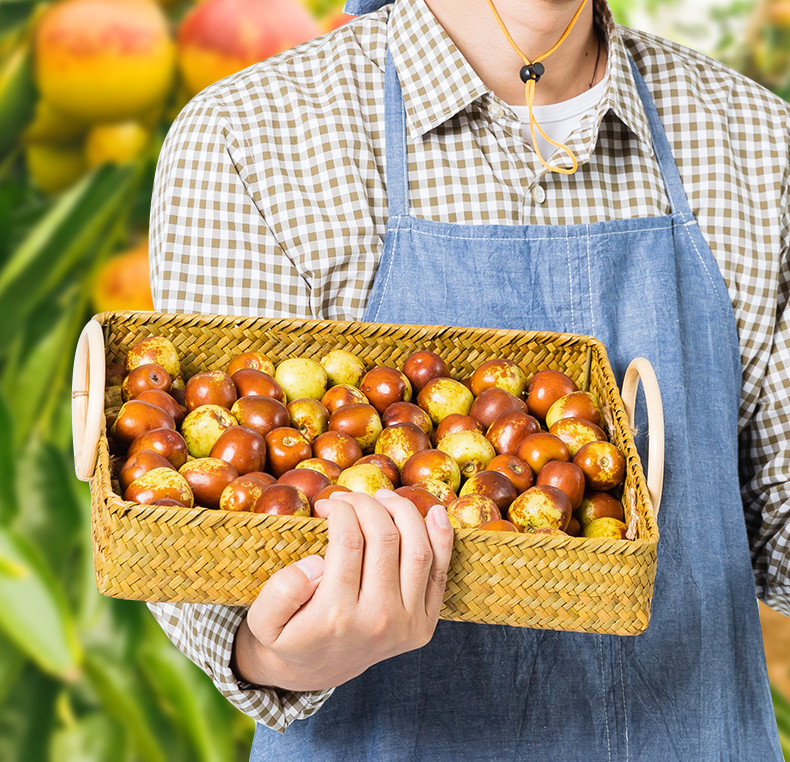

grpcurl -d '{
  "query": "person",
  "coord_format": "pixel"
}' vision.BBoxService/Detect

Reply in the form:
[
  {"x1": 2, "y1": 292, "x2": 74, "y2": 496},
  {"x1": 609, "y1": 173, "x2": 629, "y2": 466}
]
[{"x1": 148, "y1": 0, "x2": 789, "y2": 757}]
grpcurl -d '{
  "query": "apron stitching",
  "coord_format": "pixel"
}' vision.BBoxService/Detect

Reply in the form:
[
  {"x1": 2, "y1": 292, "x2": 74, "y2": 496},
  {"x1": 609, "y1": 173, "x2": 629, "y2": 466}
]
[
  {"x1": 386, "y1": 223, "x2": 675, "y2": 243},
  {"x1": 619, "y1": 642, "x2": 630, "y2": 761},
  {"x1": 586, "y1": 225, "x2": 596, "y2": 337},
  {"x1": 372, "y1": 227, "x2": 401, "y2": 322},
  {"x1": 567, "y1": 233, "x2": 576, "y2": 332},
  {"x1": 680, "y1": 220, "x2": 719, "y2": 295},
  {"x1": 598, "y1": 636, "x2": 612, "y2": 761}
]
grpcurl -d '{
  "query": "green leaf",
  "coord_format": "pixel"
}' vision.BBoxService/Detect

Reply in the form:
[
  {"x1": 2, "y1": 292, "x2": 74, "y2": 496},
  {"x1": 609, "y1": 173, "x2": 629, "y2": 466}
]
[
  {"x1": 13, "y1": 437, "x2": 82, "y2": 576},
  {"x1": 0, "y1": 1, "x2": 38, "y2": 42},
  {"x1": 140, "y1": 631, "x2": 236, "y2": 762},
  {"x1": 0, "y1": 163, "x2": 140, "y2": 359},
  {"x1": 0, "y1": 391, "x2": 16, "y2": 525},
  {"x1": 0, "y1": 663, "x2": 58, "y2": 762},
  {"x1": 81, "y1": 598, "x2": 146, "y2": 666},
  {"x1": 0, "y1": 629, "x2": 25, "y2": 705},
  {"x1": 83, "y1": 654, "x2": 168, "y2": 762},
  {"x1": 0, "y1": 42, "x2": 35, "y2": 156},
  {"x1": 1, "y1": 298, "x2": 76, "y2": 450},
  {"x1": 0, "y1": 526, "x2": 82, "y2": 679},
  {"x1": 50, "y1": 712, "x2": 123, "y2": 762},
  {"x1": 772, "y1": 687, "x2": 790, "y2": 759}
]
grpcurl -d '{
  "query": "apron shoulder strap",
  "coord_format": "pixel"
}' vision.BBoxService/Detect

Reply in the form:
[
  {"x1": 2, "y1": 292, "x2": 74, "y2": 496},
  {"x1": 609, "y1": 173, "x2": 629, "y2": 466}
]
[
  {"x1": 384, "y1": 48, "x2": 410, "y2": 218},
  {"x1": 627, "y1": 53, "x2": 694, "y2": 217}
]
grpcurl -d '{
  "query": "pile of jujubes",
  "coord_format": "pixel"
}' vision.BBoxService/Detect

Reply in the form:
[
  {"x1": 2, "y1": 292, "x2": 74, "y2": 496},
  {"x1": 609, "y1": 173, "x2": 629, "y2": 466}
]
[{"x1": 106, "y1": 337, "x2": 630, "y2": 539}]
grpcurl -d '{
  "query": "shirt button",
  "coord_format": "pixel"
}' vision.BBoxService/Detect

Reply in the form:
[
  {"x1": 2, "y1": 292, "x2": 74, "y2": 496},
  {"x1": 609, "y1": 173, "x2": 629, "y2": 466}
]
[
  {"x1": 490, "y1": 103, "x2": 505, "y2": 118},
  {"x1": 531, "y1": 184, "x2": 546, "y2": 204}
]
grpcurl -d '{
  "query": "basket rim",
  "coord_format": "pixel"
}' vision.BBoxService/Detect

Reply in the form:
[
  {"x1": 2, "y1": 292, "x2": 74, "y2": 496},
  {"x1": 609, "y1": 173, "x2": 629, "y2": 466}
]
[
  {"x1": 93, "y1": 309, "x2": 608, "y2": 353},
  {"x1": 95, "y1": 310, "x2": 659, "y2": 547}
]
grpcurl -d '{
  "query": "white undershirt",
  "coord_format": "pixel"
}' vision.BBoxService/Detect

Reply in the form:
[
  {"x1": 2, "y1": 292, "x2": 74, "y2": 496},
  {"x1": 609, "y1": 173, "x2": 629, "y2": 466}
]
[{"x1": 509, "y1": 76, "x2": 608, "y2": 161}]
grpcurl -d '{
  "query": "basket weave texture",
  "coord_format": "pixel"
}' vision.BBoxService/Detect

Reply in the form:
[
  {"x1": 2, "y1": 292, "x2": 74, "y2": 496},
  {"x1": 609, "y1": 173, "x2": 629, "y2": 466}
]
[{"x1": 92, "y1": 311, "x2": 659, "y2": 635}]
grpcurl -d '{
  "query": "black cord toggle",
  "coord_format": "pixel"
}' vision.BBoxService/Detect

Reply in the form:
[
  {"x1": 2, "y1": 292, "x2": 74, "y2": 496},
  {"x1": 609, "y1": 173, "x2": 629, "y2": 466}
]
[{"x1": 519, "y1": 62, "x2": 545, "y2": 83}]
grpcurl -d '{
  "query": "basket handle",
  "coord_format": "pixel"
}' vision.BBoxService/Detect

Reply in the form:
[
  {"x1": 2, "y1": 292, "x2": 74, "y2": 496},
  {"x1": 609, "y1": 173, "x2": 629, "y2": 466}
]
[
  {"x1": 72, "y1": 320, "x2": 106, "y2": 482},
  {"x1": 620, "y1": 357, "x2": 664, "y2": 516}
]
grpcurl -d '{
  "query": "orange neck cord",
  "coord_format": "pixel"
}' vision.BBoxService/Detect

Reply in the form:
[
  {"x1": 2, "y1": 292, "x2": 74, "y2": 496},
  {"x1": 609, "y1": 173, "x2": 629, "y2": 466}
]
[{"x1": 485, "y1": 0, "x2": 589, "y2": 175}]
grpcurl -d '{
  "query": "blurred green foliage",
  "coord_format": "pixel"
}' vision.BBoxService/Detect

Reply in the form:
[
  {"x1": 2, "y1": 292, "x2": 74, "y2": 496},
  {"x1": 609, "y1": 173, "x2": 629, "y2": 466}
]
[{"x1": 0, "y1": 0, "x2": 787, "y2": 760}]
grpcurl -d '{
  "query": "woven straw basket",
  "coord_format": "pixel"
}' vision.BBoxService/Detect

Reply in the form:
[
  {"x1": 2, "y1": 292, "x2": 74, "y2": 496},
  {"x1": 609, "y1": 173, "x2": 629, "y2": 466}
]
[{"x1": 72, "y1": 311, "x2": 663, "y2": 636}]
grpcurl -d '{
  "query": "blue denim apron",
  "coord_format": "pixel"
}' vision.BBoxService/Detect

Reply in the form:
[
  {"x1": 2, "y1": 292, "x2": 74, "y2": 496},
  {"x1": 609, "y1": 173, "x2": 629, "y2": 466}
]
[{"x1": 250, "y1": 29, "x2": 781, "y2": 762}]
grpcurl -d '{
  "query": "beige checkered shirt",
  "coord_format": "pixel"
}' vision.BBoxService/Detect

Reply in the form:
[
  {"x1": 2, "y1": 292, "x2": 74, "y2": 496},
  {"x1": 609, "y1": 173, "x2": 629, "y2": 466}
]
[{"x1": 148, "y1": 0, "x2": 790, "y2": 732}]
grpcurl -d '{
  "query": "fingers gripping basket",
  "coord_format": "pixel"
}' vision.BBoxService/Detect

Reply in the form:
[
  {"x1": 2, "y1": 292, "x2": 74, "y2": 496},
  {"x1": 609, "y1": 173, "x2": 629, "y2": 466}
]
[{"x1": 73, "y1": 311, "x2": 662, "y2": 636}]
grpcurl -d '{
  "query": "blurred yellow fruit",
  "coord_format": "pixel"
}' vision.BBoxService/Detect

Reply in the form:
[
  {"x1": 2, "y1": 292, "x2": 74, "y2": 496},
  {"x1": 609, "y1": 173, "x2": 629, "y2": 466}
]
[
  {"x1": 85, "y1": 121, "x2": 150, "y2": 168},
  {"x1": 767, "y1": 0, "x2": 790, "y2": 27},
  {"x1": 25, "y1": 141, "x2": 87, "y2": 194},
  {"x1": 24, "y1": 99, "x2": 86, "y2": 144},
  {"x1": 35, "y1": 0, "x2": 176, "y2": 123},
  {"x1": 177, "y1": 0, "x2": 321, "y2": 96},
  {"x1": 93, "y1": 241, "x2": 155, "y2": 313},
  {"x1": 321, "y1": 10, "x2": 354, "y2": 33}
]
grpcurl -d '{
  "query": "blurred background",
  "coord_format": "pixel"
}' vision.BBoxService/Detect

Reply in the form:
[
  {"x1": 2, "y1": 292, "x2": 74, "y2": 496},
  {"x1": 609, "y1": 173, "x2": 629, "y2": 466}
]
[{"x1": 0, "y1": 0, "x2": 787, "y2": 759}]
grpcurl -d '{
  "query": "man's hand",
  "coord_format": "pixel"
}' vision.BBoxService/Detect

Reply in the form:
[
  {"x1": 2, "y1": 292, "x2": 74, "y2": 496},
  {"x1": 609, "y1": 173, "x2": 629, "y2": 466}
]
[{"x1": 231, "y1": 489, "x2": 454, "y2": 691}]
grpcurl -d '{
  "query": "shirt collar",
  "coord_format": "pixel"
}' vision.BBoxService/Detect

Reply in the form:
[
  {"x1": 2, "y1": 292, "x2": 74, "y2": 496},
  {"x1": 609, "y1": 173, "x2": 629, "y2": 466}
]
[{"x1": 387, "y1": 0, "x2": 654, "y2": 156}]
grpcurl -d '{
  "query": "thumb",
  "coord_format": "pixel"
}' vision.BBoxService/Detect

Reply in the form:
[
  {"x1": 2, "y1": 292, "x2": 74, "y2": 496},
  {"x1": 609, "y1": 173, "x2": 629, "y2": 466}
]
[{"x1": 247, "y1": 554, "x2": 325, "y2": 645}]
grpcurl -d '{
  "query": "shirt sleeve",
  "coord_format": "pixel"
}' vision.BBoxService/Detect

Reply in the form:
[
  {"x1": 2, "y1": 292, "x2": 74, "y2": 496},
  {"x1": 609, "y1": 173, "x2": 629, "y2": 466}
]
[
  {"x1": 149, "y1": 89, "x2": 311, "y2": 318},
  {"x1": 146, "y1": 602, "x2": 333, "y2": 732},
  {"x1": 741, "y1": 139, "x2": 790, "y2": 617},
  {"x1": 148, "y1": 90, "x2": 333, "y2": 729}
]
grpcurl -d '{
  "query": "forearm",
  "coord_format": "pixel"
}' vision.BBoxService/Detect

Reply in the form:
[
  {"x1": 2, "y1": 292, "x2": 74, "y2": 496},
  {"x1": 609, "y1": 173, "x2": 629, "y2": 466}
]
[{"x1": 147, "y1": 601, "x2": 334, "y2": 731}]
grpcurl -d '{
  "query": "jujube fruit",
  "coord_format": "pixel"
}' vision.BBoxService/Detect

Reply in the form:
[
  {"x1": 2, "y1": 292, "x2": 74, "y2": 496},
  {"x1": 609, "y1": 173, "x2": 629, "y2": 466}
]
[
  {"x1": 516, "y1": 432, "x2": 570, "y2": 475},
  {"x1": 288, "y1": 398, "x2": 330, "y2": 443},
  {"x1": 447, "y1": 494, "x2": 501, "y2": 529},
  {"x1": 336, "y1": 463, "x2": 393, "y2": 496},
  {"x1": 321, "y1": 384, "x2": 368, "y2": 413},
  {"x1": 230, "y1": 396, "x2": 289, "y2": 437},
  {"x1": 470, "y1": 358, "x2": 528, "y2": 397},
  {"x1": 209, "y1": 425, "x2": 266, "y2": 474},
  {"x1": 374, "y1": 422, "x2": 431, "y2": 471},
  {"x1": 526, "y1": 369, "x2": 577, "y2": 421},
  {"x1": 319, "y1": 349, "x2": 366, "y2": 388},
  {"x1": 382, "y1": 401, "x2": 433, "y2": 438},
  {"x1": 179, "y1": 458, "x2": 239, "y2": 509},
  {"x1": 356, "y1": 454, "x2": 401, "y2": 488},
  {"x1": 133, "y1": 388, "x2": 186, "y2": 425},
  {"x1": 486, "y1": 454, "x2": 535, "y2": 494},
  {"x1": 124, "y1": 466, "x2": 194, "y2": 507},
  {"x1": 226, "y1": 351, "x2": 274, "y2": 377},
  {"x1": 124, "y1": 336, "x2": 180, "y2": 379},
  {"x1": 401, "y1": 449, "x2": 461, "y2": 493},
  {"x1": 545, "y1": 391, "x2": 603, "y2": 429},
  {"x1": 127, "y1": 428, "x2": 188, "y2": 469},
  {"x1": 329, "y1": 403, "x2": 382, "y2": 453},
  {"x1": 485, "y1": 410, "x2": 540, "y2": 455},
  {"x1": 459, "y1": 470, "x2": 517, "y2": 512},
  {"x1": 184, "y1": 370, "x2": 237, "y2": 412},
  {"x1": 402, "y1": 350, "x2": 450, "y2": 392},
  {"x1": 278, "y1": 468, "x2": 331, "y2": 507},
  {"x1": 360, "y1": 367, "x2": 412, "y2": 414},
  {"x1": 112, "y1": 399, "x2": 176, "y2": 445},
  {"x1": 264, "y1": 427, "x2": 312, "y2": 478},
  {"x1": 573, "y1": 441, "x2": 626, "y2": 491},
  {"x1": 312, "y1": 431, "x2": 363, "y2": 470},
  {"x1": 121, "y1": 362, "x2": 171, "y2": 401},
  {"x1": 469, "y1": 387, "x2": 527, "y2": 430},
  {"x1": 180, "y1": 404, "x2": 237, "y2": 458},
  {"x1": 253, "y1": 484, "x2": 311, "y2": 516},
  {"x1": 233, "y1": 369, "x2": 285, "y2": 402},
  {"x1": 536, "y1": 460, "x2": 586, "y2": 510},
  {"x1": 119, "y1": 449, "x2": 174, "y2": 492},
  {"x1": 507, "y1": 485, "x2": 572, "y2": 533}
]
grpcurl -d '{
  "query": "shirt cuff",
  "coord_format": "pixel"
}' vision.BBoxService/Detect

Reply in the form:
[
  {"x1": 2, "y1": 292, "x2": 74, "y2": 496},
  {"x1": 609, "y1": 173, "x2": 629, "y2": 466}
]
[
  {"x1": 760, "y1": 585, "x2": 790, "y2": 618},
  {"x1": 147, "y1": 601, "x2": 334, "y2": 732}
]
